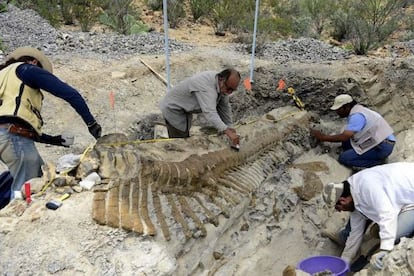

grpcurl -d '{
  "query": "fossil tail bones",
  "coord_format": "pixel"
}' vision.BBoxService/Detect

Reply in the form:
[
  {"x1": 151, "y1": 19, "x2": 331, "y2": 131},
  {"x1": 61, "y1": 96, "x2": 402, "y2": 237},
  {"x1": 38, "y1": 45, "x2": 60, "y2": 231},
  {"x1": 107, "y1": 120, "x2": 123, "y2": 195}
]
[{"x1": 77, "y1": 107, "x2": 311, "y2": 241}]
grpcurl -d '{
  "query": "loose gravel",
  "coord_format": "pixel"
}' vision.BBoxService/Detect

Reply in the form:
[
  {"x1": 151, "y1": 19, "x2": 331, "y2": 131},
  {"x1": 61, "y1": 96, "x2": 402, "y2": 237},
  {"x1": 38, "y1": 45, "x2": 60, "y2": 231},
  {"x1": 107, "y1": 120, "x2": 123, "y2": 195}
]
[
  {"x1": 0, "y1": 5, "x2": 193, "y2": 60},
  {"x1": 1, "y1": 4, "x2": 413, "y2": 63}
]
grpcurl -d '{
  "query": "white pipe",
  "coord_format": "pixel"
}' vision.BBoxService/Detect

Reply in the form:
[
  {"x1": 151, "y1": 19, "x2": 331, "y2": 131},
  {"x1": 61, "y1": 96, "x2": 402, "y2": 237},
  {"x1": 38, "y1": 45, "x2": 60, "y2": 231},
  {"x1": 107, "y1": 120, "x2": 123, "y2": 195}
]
[
  {"x1": 249, "y1": 0, "x2": 260, "y2": 84},
  {"x1": 162, "y1": 0, "x2": 172, "y2": 92}
]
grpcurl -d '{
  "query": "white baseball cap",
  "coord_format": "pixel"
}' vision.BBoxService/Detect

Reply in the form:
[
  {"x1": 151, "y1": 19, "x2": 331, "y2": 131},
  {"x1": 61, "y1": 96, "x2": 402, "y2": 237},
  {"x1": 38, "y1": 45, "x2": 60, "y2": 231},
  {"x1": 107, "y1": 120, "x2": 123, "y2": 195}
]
[
  {"x1": 330, "y1": 94, "x2": 353, "y2": 110},
  {"x1": 322, "y1": 182, "x2": 344, "y2": 207}
]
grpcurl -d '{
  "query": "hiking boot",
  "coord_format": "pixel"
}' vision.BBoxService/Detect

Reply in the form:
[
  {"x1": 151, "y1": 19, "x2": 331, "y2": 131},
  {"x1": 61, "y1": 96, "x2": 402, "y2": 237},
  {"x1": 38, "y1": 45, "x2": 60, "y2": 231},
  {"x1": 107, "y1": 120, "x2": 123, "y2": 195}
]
[{"x1": 321, "y1": 229, "x2": 345, "y2": 246}]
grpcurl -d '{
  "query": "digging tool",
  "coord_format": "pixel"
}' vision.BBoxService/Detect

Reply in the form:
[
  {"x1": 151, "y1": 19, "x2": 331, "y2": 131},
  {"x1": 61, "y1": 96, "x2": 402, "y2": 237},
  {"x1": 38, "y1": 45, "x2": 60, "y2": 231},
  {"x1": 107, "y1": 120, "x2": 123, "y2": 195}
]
[
  {"x1": 46, "y1": 193, "x2": 71, "y2": 210},
  {"x1": 287, "y1": 87, "x2": 305, "y2": 110}
]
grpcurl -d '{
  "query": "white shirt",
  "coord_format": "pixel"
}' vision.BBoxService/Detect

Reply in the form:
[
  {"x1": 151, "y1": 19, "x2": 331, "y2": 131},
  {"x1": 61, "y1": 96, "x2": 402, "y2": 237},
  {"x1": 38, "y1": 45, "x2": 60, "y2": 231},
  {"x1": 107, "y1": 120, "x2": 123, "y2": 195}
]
[{"x1": 341, "y1": 162, "x2": 414, "y2": 262}]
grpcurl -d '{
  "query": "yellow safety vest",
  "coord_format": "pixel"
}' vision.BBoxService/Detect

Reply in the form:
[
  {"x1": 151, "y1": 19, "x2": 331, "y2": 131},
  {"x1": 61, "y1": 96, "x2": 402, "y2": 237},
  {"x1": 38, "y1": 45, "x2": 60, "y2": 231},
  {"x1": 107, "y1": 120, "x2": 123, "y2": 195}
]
[{"x1": 0, "y1": 62, "x2": 43, "y2": 134}]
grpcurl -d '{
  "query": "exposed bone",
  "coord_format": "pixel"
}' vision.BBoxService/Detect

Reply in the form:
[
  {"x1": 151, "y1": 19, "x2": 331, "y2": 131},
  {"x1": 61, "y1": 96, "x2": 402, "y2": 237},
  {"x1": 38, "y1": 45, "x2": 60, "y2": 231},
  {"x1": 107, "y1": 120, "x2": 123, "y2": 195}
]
[
  {"x1": 130, "y1": 177, "x2": 144, "y2": 233},
  {"x1": 85, "y1": 107, "x2": 310, "y2": 239},
  {"x1": 167, "y1": 194, "x2": 192, "y2": 239},
  {"x1": 178, "y1": 196, "x2": 207, "y2": 237},
  {"x1": 217, "y1": 178, "x2": 250, "y2": 195},
  {"x1": 194, "y1": 195, "x2": 219, "y2": 226},
  {"x1": 152, "y1": 190, "x2": 170, "y2": 241},
  {"x1": 139, "y1": 176, "x2": 156, "y2": 236}
]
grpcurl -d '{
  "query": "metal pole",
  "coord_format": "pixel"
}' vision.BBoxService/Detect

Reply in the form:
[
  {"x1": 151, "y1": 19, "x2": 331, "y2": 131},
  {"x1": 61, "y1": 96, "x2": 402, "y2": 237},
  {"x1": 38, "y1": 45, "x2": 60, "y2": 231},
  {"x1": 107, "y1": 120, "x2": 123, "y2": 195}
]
[
  {"x1": 163, "y1": 0, "x2": 171, "y2": 92},
  {"x1": 249, "y1": 0, "x2": 260, "y2": 84}
]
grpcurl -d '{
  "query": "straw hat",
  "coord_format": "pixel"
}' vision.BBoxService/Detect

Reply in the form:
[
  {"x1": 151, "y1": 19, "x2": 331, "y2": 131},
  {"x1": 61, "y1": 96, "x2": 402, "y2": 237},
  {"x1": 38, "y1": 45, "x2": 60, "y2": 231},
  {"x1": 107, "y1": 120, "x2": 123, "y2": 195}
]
[{"x1": 8, "y1": 47, "x2": 53, "y2": 73}]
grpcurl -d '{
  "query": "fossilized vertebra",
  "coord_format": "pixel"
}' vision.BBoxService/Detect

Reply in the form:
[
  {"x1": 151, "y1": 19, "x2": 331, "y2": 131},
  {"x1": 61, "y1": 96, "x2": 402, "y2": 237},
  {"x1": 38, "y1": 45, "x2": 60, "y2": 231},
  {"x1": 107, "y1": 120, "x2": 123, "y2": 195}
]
[{"x1": 77, "y1": 107, "x2": 311, "y2": 240}]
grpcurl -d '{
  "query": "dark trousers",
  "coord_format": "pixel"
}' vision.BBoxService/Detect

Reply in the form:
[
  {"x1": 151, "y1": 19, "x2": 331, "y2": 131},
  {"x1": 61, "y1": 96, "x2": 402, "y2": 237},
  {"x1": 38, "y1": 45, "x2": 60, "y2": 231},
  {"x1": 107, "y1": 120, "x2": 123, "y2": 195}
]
[
  {"x1": 339, "y1": 139, "x2": 394, "y2": 168},
  {"x1": 165, "y1": 120, "x2": 190, "y2": 138}
]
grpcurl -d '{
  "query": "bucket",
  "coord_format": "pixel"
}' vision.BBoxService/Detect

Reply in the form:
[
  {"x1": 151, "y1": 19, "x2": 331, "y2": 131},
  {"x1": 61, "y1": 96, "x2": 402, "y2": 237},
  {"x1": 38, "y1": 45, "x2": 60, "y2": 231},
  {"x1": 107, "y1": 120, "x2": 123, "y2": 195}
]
[{"x1": 297, "y1": 255, "x2": 349, "y2": 276}]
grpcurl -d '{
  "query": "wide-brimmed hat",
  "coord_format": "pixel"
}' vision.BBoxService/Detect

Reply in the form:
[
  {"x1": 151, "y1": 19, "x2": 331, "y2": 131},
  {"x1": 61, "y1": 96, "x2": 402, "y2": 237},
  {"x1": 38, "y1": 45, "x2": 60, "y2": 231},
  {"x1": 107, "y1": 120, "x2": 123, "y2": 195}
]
[
  {"x1": 322, "y1": 182, "x2": 344, "y2": 206},
  {"x1": 330, "y1": 94, "x2": 353, "y2": 110},
  {"x1": 8, "y1": 47, "x2": 53, "y2": 73}
]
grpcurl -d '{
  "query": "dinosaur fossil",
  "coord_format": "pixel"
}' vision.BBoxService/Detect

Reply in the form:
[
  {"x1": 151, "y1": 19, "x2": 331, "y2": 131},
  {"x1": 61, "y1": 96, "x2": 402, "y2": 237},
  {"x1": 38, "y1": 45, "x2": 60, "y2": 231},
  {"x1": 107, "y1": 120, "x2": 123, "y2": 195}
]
[{"x1": 77, "y1": 107, "x2": 313, "y2": 241}]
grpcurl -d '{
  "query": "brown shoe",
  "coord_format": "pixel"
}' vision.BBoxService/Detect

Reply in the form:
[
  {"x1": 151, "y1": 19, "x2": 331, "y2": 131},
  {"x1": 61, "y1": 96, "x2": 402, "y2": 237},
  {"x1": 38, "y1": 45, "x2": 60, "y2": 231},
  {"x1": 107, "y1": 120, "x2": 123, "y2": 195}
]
[{"x1": 321, "y1": 229, "x2": 345, "y2": 246}]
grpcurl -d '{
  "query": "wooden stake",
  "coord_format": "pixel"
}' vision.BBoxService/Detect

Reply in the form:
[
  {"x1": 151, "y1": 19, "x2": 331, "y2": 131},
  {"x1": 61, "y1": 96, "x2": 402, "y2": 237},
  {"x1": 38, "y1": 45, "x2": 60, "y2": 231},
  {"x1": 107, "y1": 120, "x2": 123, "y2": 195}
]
[{"x1": 139, "y1": 58, "x2": 170, "y2": 87}]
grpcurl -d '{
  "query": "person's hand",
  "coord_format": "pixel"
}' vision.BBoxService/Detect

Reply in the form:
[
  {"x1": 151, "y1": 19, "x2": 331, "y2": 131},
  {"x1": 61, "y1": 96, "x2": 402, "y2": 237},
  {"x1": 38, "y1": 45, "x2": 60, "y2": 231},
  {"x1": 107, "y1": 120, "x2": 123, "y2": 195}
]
[
  {"x1": 225, "y1": 128, "x2": 239, "y2": 146},
  {"x1": 370, "y1": 250, "x2": 389, "y2": 270},
  {"x1": 309, "y1": 128, "x2": 323, "y2": 140},
  {"x1": 88, "y1": 121, "x2": 102, "y2": 139}
]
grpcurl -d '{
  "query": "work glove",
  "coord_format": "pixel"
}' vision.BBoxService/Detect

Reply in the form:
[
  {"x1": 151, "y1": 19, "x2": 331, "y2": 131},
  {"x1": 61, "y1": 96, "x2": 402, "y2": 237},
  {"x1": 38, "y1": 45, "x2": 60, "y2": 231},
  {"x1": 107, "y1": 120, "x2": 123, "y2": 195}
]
[
  {"x1": 87, "y1": 121, "x2": 102, "y2": 139},
  {"x1": 38, "y1": 134, "x2": 68, "y2": 147},
  {"x1": 370, "y1": 250, "x2": 389, "y2": 270}
]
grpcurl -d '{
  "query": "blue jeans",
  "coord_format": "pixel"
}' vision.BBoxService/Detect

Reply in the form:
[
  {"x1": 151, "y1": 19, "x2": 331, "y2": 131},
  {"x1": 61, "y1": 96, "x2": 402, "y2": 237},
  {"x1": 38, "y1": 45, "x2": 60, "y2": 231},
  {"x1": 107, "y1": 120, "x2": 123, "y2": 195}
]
[
  {"x1": 340, "y1": 209, "x2": 414, "y2": 245},
  {"x1": 0, "y1": 128, "x2": 43, "y2": 199},
  {"x1": 338, "y1": 140, "x2": 394, "y2": 168}
]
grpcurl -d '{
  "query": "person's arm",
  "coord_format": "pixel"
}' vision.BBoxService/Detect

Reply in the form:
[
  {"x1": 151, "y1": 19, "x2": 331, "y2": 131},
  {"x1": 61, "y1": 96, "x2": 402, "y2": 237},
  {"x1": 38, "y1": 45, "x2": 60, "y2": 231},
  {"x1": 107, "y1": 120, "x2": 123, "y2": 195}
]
[
  {"x1": 195, "y1": 90, "x2": 239, "y2": 145},
  {"x1": 216, "y1": 95, "x2": 233, "y2": 127},
  {"x1": 360, "y1": 177, "x2": 399, "y2": 251},
  {"x1": 309, "y1": 128, "x2": 354, "y2": 142},
  {"x1": 195, "y1": 89, "x2": 228, "y2": 132},
  {"x1": 341, "y1": 211, "x2": 367, "y2": 263},
  {"x1": 17, "y1": 64, "x2": 96, "y2": 125},
  {"x1": 310, "y1": 113, "x2": 365, "y2": 143}
]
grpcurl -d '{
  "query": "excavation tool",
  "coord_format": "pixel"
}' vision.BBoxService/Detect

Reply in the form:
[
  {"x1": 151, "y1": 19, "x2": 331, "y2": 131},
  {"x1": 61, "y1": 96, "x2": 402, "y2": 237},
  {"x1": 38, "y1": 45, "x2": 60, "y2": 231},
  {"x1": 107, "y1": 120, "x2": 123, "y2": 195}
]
[
  {"x1": 46, "y1": 193, "x2": 71, "y2": 210},
  {"x1": 231, "y1": 144, "x2": 240, "y2": 151},
  {"x1": 276, "y1": 79, "x2": 305, "y2": 110},
  {"x1": 287, "y1": 87, "x2": 305, "y2": 110}
]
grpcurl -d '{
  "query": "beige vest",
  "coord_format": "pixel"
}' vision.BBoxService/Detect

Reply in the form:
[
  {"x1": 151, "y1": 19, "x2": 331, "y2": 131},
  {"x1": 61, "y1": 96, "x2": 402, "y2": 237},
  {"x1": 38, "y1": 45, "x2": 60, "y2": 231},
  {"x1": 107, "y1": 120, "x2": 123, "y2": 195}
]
[
  {"x1": 0, "y1": 62, "x2": 43, "y2": 134},
  {"x1": 350, "y1": 104, "x2": 393, "y2": 154}
]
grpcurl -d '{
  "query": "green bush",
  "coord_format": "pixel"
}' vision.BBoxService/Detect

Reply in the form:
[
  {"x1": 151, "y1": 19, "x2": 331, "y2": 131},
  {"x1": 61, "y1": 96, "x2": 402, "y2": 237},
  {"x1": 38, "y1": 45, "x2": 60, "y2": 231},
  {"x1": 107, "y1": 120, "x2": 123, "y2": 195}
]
[
  {"x1": 125, "y1": 14, "x2": 151, "y2": 34},
  {"x1": 146, "y1": 0, "x2": 162, "y2": 11},
  {"x1": 189, "y1": 0, "x2": 215, "y2": 21},
  {"x1": 345, "y1": 0, "x2": 406, "y2": 55},
  {"x1": 167, "y1": 0, "x2": 185, "y2": 28},
  {"x1": 0, "y1": 1, "x2": 8, "y2": 12},
  {"x1": 36, "y1": 0, "x2": 62, "y2": 27},
  {"x1": 268, "y1": 0, "x2": 306, "y2": 37},
  {"x1": 300, "y1": 0, "x2": 335, "y2": 35},
  {"x1": 8, "y1": 0, "x2": 36, "y2": 9},
  {"x1": 212, "y1": 0, "x2": 255, "y2": 33},
  {"x1": 329, "y1": 1, "x2": 353, "y2": 41},
  {"x1": 99, "y1": 0, "x2": 149, "y2": 34},
  {"x1": 72, "y1": 0, "x2": 102, "y2": 32},
  {"x1": 99, "y1": 12, "x2": 149, "y2": 34},
  {"x1": 60, "y1": 0, "x2": 75, "y2": 25}
]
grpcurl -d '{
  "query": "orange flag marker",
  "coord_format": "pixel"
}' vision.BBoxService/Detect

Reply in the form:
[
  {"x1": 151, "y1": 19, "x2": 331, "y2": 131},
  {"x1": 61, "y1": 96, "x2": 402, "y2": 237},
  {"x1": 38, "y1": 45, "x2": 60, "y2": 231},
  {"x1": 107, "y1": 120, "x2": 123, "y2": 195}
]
[
  {"x1": 243, "y1": 78, "x2": 252, "y2": 91},
  {"x1": 277, "y1": 79, "x2": 286, "y2": 91},
  {"x1": 109, "y1": 91, "x2": 115, "y2": 109}
]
